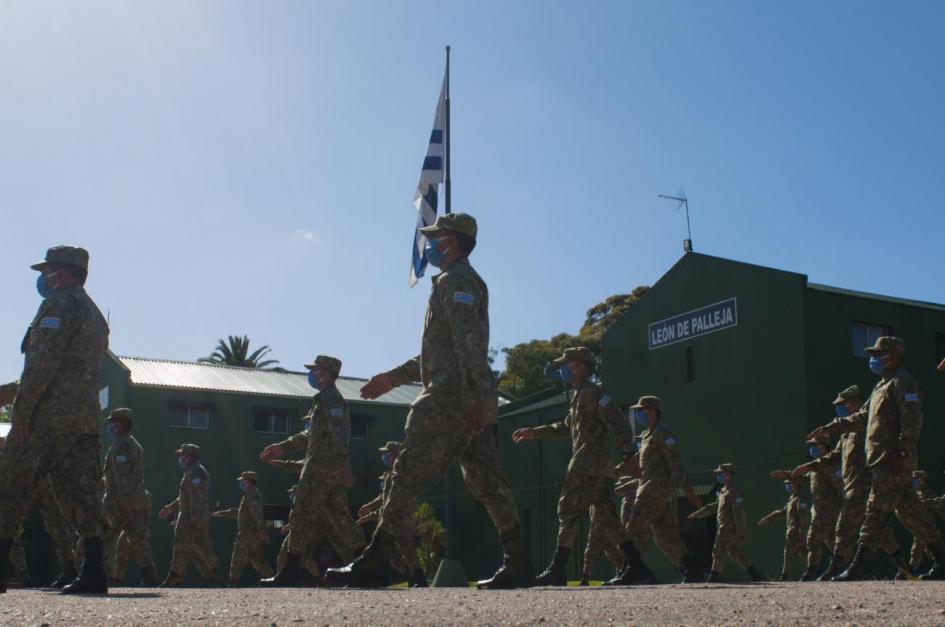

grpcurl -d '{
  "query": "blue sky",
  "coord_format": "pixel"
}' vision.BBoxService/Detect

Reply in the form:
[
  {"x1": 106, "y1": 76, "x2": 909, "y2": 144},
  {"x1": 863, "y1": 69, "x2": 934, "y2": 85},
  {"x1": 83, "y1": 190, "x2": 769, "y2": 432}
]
[{"x1": 2, "y1": 1, "x2": 943, "y2": 384}]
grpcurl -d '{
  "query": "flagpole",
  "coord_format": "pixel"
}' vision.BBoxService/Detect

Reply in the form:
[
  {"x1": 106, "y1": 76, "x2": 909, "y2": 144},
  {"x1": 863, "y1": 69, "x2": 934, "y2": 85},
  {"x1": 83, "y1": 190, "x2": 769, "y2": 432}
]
[{"x1": 444, "y1": 45, "x2": 451, "y2": 214}]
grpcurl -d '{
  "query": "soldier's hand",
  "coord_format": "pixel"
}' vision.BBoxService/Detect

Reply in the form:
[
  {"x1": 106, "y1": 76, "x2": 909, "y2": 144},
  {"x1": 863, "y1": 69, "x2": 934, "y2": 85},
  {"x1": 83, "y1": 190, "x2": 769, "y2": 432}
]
[
  {"x1": 9, "y1": 420, "x2": 29, "y2": 445},
  {"x1": 512, "y1": 428, "x2": 536, "y2": 443},
  {"x1": 361, "y1": 373, "x2": 395, "y2": 400},
  {"x1": 357, "y1": 503, "x2": 374, "y2": 518},
  {"x1": 806, "y1": 425, "x2": 832, "y2": 441},
  {"x1": 356, "y1": 514, "x2": 373, "y2": 526},
  {"x1": 260, "y1": 444, "x2": 284, "y2": 463},
  {"x1": 158, "y1": 505, "x2": 173, "y2": 519},
  {"x1": 210, "y1": 511, "x2": 225, "y2": 518},
  {"x1": 790, "y1": 464, "x2": 809, "y2": 479},
  {"x1": 338, "y1": 465, "x2": 354, "y2": 487},
  {"x1": 769, "y1": 469, "x2": 790, "y2": 480},
  {"x1": 686, "y1": 512, "x2": 698, "y2": 520},
  {"x1": 280, "y1": 524, "x2": 290, "y2": 536}
]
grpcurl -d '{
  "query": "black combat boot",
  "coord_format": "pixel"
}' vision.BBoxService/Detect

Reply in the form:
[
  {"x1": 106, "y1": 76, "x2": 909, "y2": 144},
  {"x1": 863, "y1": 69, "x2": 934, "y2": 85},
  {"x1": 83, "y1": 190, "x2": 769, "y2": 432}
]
[
  {"x1": 260, "y1": 552, "x2": 305, "y2": 587},
  {"x1": 578, "y1": 575, "x2": 590, "y2": 586},
  {"x1": 920, "y1": 540, "x2": 945, "y2": 580},
  {"x1": 747, "y1": 566, "x2": 766, "y2": 582},
  {"x1": 140, "y1": 565, "x2": 158, "y2": 587},
  {"x1": 817, "y1": 555, "x2": 845, "y2": 581},
  {"x1": 0, "y1": 538, "x2": 12, "y2": 594},
  {"x1": 50, "y1": 564, "x2": 78, "y2": 588},
  {"x1": 603, "y1": 542, "x2": 657, "y2": 586},
  {"x1": 476, "y1": 524, "x2": 536, "y2": 589},
  {"x1": 832, "y1": 543, "x2": 873, "y2": 582},
  {"x1": 62, "y1": 537, "x2": 109, "y2": 595},
  {"x1": 889, "y1": 550, "x2": 917, "y2": 580},
  {"x1": 680, "y1": 554, "x2": 706, "y2": 583},
  {"x1": 706, "y1": 570, "x2": 721, "y2": 583},
  {"x1": 324, "y1": 530, "x2": 394, "y2": 588},
  {"x1": 409, "y1": 568, "x2": 428, "y2": 588},
  {"x1": 535, "y1": 546, "x2": 570, "y2": 586}
]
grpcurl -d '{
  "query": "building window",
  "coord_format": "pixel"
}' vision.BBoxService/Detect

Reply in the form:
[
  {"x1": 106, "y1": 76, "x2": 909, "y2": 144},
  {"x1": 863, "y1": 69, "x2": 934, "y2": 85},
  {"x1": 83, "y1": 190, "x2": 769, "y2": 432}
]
[
  {"x1": 350, "y1": 414, "x2": 369, "y2": 440},
  {"x1": 169, "y1": 402, "x2": 210, "y2": 429},
  {"x1": 686, "y1": 346, "x2": 695, "y2": 383},
  {"x1": 99, "y1": 386, "x2": 110, "y2": 411},
  {"x1": 254, "y1": 409, "x2": 289, "y2": 434},
  {"x1": 851, "y1": 323, "x2": 890, "y2": 357}
]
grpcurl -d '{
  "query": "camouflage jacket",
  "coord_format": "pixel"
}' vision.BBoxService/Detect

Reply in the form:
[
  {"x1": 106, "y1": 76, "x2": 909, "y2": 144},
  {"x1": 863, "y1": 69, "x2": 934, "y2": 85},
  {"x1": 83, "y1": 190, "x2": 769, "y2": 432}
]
[
  {"x1": 635, "y1": 422, "x2": 690, "y2": 495},
  {"x1": 691, "y1": 484, "x2": 747, "y2": 542},
  {"x1": 806, "y1": 456, "x2": 843, "y2": 518},
  {"x1": 828, "y1": 369, "x2": 923, "y2": 469},
  {"x1": 759, "y1": 494, "x2": 810, "y2": 542},
  {"x1": 267, "y1": 459, "x2": 305, "y2": 474},
  {"x1": 169, "y1": 463, "x2": 211, "y2": 528},
  {"x1": 807, "y1": 429, "x2": 868, "y2": 496},
  {"x1": 217, "y1": 488, "x2": 266, "y2": 539},
  {"x1": 277, "y1": 385, "x2": 350, "y2": 472},
  {"x1": 531, "y1": 382, "x2": 634, "y2": 477},
  {"x1": 103, "y1": 434, "x2": 148, "y2": 506},
  {"x1": 387, "y1": 258, "x2": 497, "y2": 423},
  {"x1": 14, "y1": 286, "x2": 108, "y2": 434}
]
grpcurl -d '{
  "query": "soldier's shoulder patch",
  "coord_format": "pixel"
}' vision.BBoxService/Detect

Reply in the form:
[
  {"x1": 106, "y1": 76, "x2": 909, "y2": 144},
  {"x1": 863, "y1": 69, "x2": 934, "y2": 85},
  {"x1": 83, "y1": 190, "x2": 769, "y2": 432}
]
[
  {"x1": 799, "y1": 501, "x2": 808, "y2": 509},
  {"x1": 904, "y1": 393, "x2": 920, "y2": 402},
  {"x1": 115, "y1": 455, "x2": 128, "y2": 463},
  {"x1": 599, "y1": 394, "x2": 611, "y2": 408},
  {"x1": 191, "y1": 477, "x2": 202, "y2": 485},
  {"x1": 452, "y1": 291, "x2": 475, "y2": 306},
  {"x1": 664, "y1": 436, "x2": 676, "y2": 446},
  {"x1": 734, "y1": 496, "x2": 744, "y2": 504},
  {"x1": 835, "y1": 469, "x2": 842, "y2": 477},
  {"x1": 39, "y1": 317, "x2": 60, "y2": 329},
  {"x1": 330, "y1": 407, "x2": 343, "y2": 418}
]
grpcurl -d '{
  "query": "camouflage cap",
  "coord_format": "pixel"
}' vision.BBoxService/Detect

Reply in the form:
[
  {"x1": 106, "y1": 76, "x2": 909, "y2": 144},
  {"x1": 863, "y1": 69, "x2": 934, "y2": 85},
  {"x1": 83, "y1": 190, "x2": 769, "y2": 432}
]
[
  {"x1": 832, "y1": 384, "x2": 862, "y2": 405},
  {"x1": 912, "y1": 470, "x2": 928, "y2": 479},
  {"x1": 805, "y1": 435, "x2": 831, "y2": 447},
  {"x1": 418, "y1": 212, "x2": 477, "y2": 240},
  {"x1": 304, "y1": 355, "x2": 342, "y2": 377},
  {"x1": 630, "y1": 396, "x2": 661, "y2": 411},
  {"x1": 552, "y1": 346, "x2": 595, "y2": 366},
  {"x1": 31, "y1": 245, "x2": 90, "y2": 271},
  {"x1": 175, "y1": 443, "x2": 200, "y2": 456},
  {"x1": 104, "y1": 407, "x2": 133, "y2": 426},
  {"x1": 713, "y1": 463, "x2": 735, "y2": 474},
  {"x1": 379, "y1": 441, "x2": 403, "y2": 454},
  {"x1": 864, "y1": 336, "x2": 905, "y2": 356},
  {"x1": 237, "y1": 470, "x2": 257, "y2": 482}
]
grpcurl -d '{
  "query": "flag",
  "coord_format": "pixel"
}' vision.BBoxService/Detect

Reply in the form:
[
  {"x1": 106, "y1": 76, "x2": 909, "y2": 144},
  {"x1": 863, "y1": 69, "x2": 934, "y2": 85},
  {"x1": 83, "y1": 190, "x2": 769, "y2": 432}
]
[{"x1": 409, "y1": 71, "x2": 447, "y2": 287}]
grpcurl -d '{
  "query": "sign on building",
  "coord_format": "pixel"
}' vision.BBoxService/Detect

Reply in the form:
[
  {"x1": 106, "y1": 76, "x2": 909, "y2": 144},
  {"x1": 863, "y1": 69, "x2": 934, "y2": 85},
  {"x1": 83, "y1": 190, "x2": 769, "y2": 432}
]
[{"x1": 648, "y1": 297, "x2": 738, "y2": 350}]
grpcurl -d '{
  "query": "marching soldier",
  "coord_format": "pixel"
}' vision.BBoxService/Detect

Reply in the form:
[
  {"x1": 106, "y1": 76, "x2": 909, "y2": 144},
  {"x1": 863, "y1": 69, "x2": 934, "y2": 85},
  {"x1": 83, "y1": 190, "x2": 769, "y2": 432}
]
[
  {"x1": 606, "y1": 396, "x2": 705, "y2": 585},
  {"x1": 325, "y1": 213, "x2": 535, "y2": 589},
  {"x1": 909, "y1": 470, "x2": 944, "y2": 571},
  {"x1": 158, "y1": 444, "x2": 221, "y2": 586},
  {"x1": 580, "y1": 503, "x2": 626, "y2": 586},
  {"x1": 757, "y1": 477, "x2": 809, "y2": 580},
  {"x1": 100, "y1": 408, "x2": 157, "y2": 586},
  {"x1": 212, "y1": 471, "x2": 273, "y2": 586},
  {"x1": 689, "y1": 464, "x2": 765, "y2": 582},
  {"x1": 260, "y1": 355, "x2": 365, "y2": 586},
  {"x1": 512, "y1": 346, "x2": 635, "y2": 586},
  {"x1": 809, "y1": 337, "x2": 945, "y2": 580},
  {"x1": 275, "y1": 485, "x2": 321, "y2": 581},
  {"x1": 799, "y1": 437, "x2": 843, "y2": 581},
  {"x1": 0, "y1": 246, "x2": 110, "y2": 595}
]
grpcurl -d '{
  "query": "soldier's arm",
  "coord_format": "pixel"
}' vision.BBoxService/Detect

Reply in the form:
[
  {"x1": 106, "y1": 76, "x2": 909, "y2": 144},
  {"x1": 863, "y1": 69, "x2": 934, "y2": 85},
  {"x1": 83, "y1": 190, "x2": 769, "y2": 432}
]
[
  {"x1": 267, "y1": 459, "x2": 305, "y2": 474},
  {"x1": 386, "y1": 356, "x2": 422, "y2": 387},
  {"x1": 598, "y1": 395, "x2": 636, "y2": 460},
  {"x1": 213, "y1": 508, "x2": 239, "y2": 518},
  {"x1": 11, "y1": 295, "x2": 79, "y2": 423},
  {"x1": 823, "y1": 405, "x2": 869, "y2": 436},
  {"x1": 438, "y1": 274, "x2": 494, "y2": 405},
  {"x1": 806, "y1": 441, "x2": 842, "y2": 472},
  {"x1": 276, "y1": 427, "x2": 311, "y2": 453},
  {"x1": 530, "y1": 420, "x2": 571, "y2": 439},
  {"x1": 689, "y1": 501, "x2": 719, "y2": 520},
  {"x1": 732, "y1": 493, "x2": 748, "y2": 539},
  {"x1": 249, "y1": 498, "x2": 266, "y2": 533},
  {"x1": 660, "y1": 432, "x2": 690, "y2": 490},
  {"x1": 893, "y1": 377, "x2": 923, "y2": 455},
  {"x1": 757, "y1": 506, "x2": 786, "y2": 526}
]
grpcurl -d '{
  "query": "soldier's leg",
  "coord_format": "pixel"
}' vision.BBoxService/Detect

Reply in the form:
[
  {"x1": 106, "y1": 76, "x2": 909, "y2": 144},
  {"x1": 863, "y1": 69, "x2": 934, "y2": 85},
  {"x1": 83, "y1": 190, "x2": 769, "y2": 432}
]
[
  {"x1": 127, "y1": 506, "x2": 157, "y2": 573},
  {"x1": 287, "y1": 467, "x2": 334, "y2": 555},
  {"x1": 781, "y1": 542, "x2": 792, "y2": 576},
  {"x1": 168, "y1": 531, "x2": 195, "y2": 578},
  {"x1": 892, "y1": 483, "x2": 942, "y2": 550},
  {"x1": 38, "y1": 481, "x2": 78, "y2": 575},
  {"x1": 249, "y1": 541, "x2": 274, "y2": 578},
  {"x1": 555, "y1": 472, "x2": 599, "y2": 550},
  {"x1": 228, "y1": 539, "x2": 248, "y2": 583},
  {"x1": 710, "y1": 537, "x2": 727, "y2": 574},
  {"x1": 647, "y1": 504, "x2": 688, "y2": 569},
  {"x1": 727, "y1": 542, "x2": 752, "y2": 571},
  {"x1": 910, "y1": 539, "x2": 927, "y2": 570},
  {"x1": 47, "y1": 435, "x2": 105, "y2": 542},
  {"x1": 456, "y1": 425, "x2": 523, "y2": 536},
  {"x1": 192, "y1": 526, "x2": 220, "y2": 578},
  {"x1": 0, "y1": 430, "x2": 55, "y2": 543},
  {"x1": 805, "y1": 515, "x2": 824, "y2": 570},
  {"x1": 322, "y1": 485, "x2": 365, "y2": 562},
  {"x1": 833, "y1": 491, "x2": 867, "y2": 562},
  {"x1": 583, "y1": 506, "x2": 606, "y2": 579},
  {"x1": 114, "y1": 532, "x2": 131, "y2": 583},
  {"x1": 10, "y1": 537, "x2": 27, "y2": 580}
]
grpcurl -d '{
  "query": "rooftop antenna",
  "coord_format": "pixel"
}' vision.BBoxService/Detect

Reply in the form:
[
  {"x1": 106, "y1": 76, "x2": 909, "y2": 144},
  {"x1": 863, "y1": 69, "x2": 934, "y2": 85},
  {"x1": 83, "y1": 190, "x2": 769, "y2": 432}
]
[{"x1": 658, "y1": 188, "x2": 692, "y2": 253}]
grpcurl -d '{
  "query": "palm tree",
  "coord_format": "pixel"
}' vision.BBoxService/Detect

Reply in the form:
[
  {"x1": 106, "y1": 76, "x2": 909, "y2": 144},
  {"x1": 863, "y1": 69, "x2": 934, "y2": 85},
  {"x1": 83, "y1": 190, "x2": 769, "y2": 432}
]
[{"x1": 198, "y1": 335, "x2": 280, "y2": 370}]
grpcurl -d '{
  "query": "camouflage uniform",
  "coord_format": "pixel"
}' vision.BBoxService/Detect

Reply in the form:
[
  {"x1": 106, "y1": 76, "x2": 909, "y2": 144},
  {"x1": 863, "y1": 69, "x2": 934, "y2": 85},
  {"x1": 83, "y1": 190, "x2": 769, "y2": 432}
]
[
  {"x1": 276, "y1": 485, "x2": 321, "y2": 579},
  {"x1": 35, "y1": 476, "x2": 77, "y2": 576},
  {"x1": 758, "y1": 485, "x2": 810, "y2": 577},
  {"x1": 691, "y1": 475, "x2": 752, "y2": 575},
  {"x1": 825, "y1": 361, "x2": 941, "y2": 553},
  {"x1": 582, "y1": 499, "x2": 625, "y2": 579},
  {"x1": 801, "y1": 444, "x2": 843, "y2": 572},
  {"x1": 274, "y1": 366, "x2": 365, "y2": 563},
  {"x1": 217, "y1": 471, "x2": 273, "y2": 584},
  {"x1": 364, "y1": 467, "x2": 422, "y2": 578},
  {"x1": 100, "y1": 410, "x2": 155, "y2": 582},
  {"x1": 909, "y1": 471, "x2": 943, "y2": 570},
  {"x1": 0, "y1": 247, "x2": 109, "y2": 546},
  {"x1": 164, "y1": 445, "x2": 220, "y2": 581},
  {"x1": 529, "y1": 372, "x2": 635, "y2": 550}
]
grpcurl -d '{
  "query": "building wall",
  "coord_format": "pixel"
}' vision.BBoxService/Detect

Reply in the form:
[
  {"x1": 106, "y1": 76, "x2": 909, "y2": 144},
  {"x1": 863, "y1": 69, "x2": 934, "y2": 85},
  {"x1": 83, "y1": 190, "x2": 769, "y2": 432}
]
[{"x1": 600, "y1": 253, "x2": 811, "y2": 579}]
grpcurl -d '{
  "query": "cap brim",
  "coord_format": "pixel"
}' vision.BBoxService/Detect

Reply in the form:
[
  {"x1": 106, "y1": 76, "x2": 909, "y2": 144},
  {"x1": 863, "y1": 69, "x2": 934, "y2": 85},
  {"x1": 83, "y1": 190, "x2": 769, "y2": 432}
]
[
  {"x1": 552, "y1": 356, "x2": 568, "y2": 365},
  {"x1": 30, "y1": 261, "x2": 49, "y2": 271},
  {"x1": 418, "y1": 225, "x2": 447, "y2": 236},
  {"x1": 831, "y1": 396, "x2": 845, "y2": 405},
  {"x1": 864, "y1": 347, "x2": 888, "y2": 355},
  {"x1": 630, "y1": 404, "x2": 648, "y2": 410}
]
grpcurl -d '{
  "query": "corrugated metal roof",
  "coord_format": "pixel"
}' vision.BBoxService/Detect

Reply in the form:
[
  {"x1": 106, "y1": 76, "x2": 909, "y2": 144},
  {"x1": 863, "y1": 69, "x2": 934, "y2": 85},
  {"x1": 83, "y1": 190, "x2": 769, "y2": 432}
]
[
  {"x1": 807, "y1": 283, "x2": 945, "y2": 313},
  {"x1": 116, "y1": 356, "x2": 422, "y2": 406}
]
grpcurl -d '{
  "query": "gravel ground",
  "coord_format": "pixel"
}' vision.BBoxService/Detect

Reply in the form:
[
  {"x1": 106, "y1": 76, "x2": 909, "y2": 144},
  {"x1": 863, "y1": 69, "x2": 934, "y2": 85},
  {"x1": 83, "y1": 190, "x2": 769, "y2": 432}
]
[{"x1": 2, "y1": 582, "x2": 945, "y2": 626}]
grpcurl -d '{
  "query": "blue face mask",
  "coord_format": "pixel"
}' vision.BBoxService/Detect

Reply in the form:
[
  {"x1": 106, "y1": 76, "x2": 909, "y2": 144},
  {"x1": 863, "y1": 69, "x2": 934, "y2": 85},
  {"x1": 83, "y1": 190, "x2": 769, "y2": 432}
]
[
  {"x1": 302, "y1": 419, "x2": 311, "y2": 431},
  {"x1": 238, "y1": 480, "x2": 249, "y2": 493},
  {"x1": 558, "y1": 364, "x2": 575, "y2": 384},
  {"x1": 716, "y1": 473, "x2": 726, "y2": 484},
  {"x1": 809, "y1": 445, "x2": 822, "y2": 459},
  {"x1": 289, "y1": 493, "x2": 296, "y2": 504},
  {"x1": 36, "y1": 274, "x2": 51, "y2": 298},
  {"x1": 868, "y1": 355, "x2": 886, "y2": 375},
  {"x1": 912, "y1": 478, "x2": 922, "y2": 490},
  {"x1": 308, "y1": 369, "x2": 328, "y2": 391},
  {"x1": 784, "y1": 483, "x2": 794, "y2": 495},
  {"x1": 381, "y1": 452, "x2": 394, "y2": 467},
  {"x1": 633, "y1": 409, "x2": 648, "y2": 427},
  {"x1": 178, "y1": 456, "x2": 189, "y2": 470},
  {"x1": 424, "y1": 237, "x2": 449, "y2": 268},
  {"x1": 835, "y1": 404, "x2": 849, "y2": 418}
]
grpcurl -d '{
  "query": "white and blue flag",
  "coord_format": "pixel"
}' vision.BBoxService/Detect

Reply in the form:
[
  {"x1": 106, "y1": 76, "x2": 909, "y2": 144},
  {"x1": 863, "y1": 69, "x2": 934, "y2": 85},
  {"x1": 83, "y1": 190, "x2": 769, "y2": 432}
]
[{"x1": 409, "y1": 71, "x2": 447, "y2": 287}]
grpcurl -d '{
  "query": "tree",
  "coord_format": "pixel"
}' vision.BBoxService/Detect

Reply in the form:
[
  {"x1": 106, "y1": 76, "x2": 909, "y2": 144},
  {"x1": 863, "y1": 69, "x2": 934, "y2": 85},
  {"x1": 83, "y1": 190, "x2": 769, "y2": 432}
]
[
  {"x1": 198, "y1": 335, "x2": 280, "y2": 369},
  {"x1": 497, "y1": 287, "x2": 649, "y2": 399},
  {"x1": 412, "y1": 502, "x2": 446, "y2": 578}
]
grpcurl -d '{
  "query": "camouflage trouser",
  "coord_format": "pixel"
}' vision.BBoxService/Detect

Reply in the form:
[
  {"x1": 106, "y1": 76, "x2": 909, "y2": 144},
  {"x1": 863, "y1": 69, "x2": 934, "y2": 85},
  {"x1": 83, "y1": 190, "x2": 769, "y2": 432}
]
[
  {"x1": 909, "y1": 537, "x2": 931, "y2": 570},
  {"x1": 860, "y1": 466, "x2": 941, "y2": 551},
  {"x1": 376, "y1": 395, "x2": 520, "y2": 554},
  {"x1": 628, "y1": 483, "x2": 687, "y2": 568},
  {"x1": 556, "y1": 472, "x2": 623, "y2": 550},
  {"x1": 228, "y1": 534, "x2": 274, "y2": 582},
  {"x1": 36, "y1": 479, "x2": 76, "y2": 571},
  {"x1": 712, "y1": 534, "x2": 751, "y2": 573},
  {"x1": 833, "y1": 479, "x2": 899, "y2": 562},
  {"x1": 277, "y1": 530, "x2": 321, "y2": 578},
  {"x1": 9, "y1": 538, "x2": 27, "y2": 578},
  {"x1": 582, "y1": 499, "x2": 625, "y2": 577},
  {"x1": 102, "y1": 499, "x2": 155, "y2": 581},
  {"x1": 782, "y1": 530, "x2": 806, "y2": 575},
  {"x1": 169, "y1": 522, "x2": 219, "y2": 578},
  {"x1": 0, "y1": 431, "x2": 104, "y2": 541},
  {"x1": 806, "y1": 505, "x2": 839, "y2": 569},
  {"x1": 288, "y1": 465, "x2": 364, "y2": 561}
]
